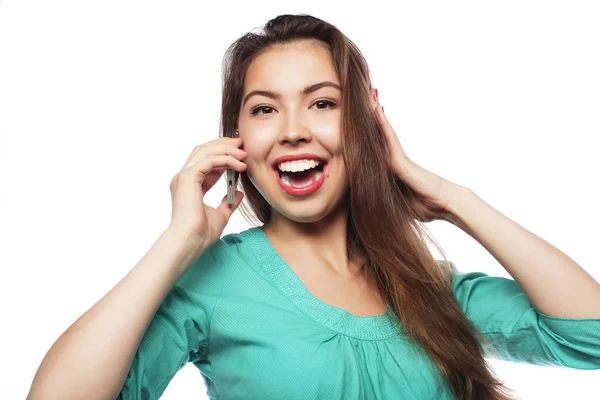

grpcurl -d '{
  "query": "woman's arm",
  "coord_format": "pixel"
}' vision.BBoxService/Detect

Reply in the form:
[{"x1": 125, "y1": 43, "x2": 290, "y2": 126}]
[
  {"x1": 447, "y1": 186, "x2": 600, "y2": 319},
  {"x1": 26, "y1": 228, "x2": 207, "y2": 400}
]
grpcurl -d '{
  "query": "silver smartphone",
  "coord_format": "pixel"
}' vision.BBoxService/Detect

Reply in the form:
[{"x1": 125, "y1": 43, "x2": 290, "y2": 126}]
[{"x1": 227, "y1": 130, "x2": 239, "y2": 205}]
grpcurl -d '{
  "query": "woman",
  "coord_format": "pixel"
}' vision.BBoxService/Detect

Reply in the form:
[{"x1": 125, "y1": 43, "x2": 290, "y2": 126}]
[{"x1": 27, "y1": 13, "x2": 600, "y2": 400}]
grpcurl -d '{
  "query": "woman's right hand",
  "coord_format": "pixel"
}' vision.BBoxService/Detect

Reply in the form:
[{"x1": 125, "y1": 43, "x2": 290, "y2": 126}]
[{"x1": 167, "y1": 136, "x2": 248, "y2": 250}]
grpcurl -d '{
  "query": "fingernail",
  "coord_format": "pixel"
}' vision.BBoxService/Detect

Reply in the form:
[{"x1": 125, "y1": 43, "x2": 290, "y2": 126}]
[
  {"x1": 382, "y1": 106, "x2": 385, "y2": 114},
  {"x1": 375, "y1": 88, "x2": 378, "y2": 99}
]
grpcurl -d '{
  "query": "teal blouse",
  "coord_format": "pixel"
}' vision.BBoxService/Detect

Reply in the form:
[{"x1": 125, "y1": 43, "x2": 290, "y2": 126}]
[{"x1": 118, "y1": 226, "x2": 600, "y2": 399}]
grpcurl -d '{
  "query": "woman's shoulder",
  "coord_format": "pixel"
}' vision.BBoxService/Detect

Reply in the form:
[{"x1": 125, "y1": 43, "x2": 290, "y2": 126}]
[
  {"x1": 209, "y1": 226, "x2": 256, "y2": 258},
  {"x1": 188, "y1": 226, "x2": 258, "y2": 275}
]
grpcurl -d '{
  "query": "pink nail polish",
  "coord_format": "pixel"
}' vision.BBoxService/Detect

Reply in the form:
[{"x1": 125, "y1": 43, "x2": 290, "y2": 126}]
[{"x1": 375, "y1": 88, "x2": 378, "y2": 99}]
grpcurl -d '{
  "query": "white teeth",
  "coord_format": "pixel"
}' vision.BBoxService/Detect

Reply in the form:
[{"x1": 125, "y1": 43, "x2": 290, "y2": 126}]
[{"x1": 277, "y1": 159, "x2": 322, "y2": 172}]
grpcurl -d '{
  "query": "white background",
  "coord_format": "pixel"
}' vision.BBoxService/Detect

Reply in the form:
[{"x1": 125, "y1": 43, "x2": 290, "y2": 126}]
[{"x1": 1, "y1": 1, "x2": 599, "y2": 399}]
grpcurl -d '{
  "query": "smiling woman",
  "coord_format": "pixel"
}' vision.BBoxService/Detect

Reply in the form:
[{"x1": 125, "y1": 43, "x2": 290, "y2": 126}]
[
  {"x1": 112, "y1": 13, "x2": 600, "y2": 400},
  {"x1": 25, "y1": 11, "x2": 599, "y2": 400},
  {"x1": 189, "y1": 13, "x2": 526, "y2": 399}
]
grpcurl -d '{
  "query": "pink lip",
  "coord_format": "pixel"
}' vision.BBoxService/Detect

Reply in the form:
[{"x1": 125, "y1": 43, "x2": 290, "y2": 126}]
[
  {"x1": 273, "y1": 163, "x2": 328, "y2": 197},
  {"x1": 272, "y1": 153, "x2": 327, "y2": 167}
]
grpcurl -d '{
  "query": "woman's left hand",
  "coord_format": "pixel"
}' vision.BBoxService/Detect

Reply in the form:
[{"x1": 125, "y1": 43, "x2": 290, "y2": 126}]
[{"x1": 370, "y1": 88, "x2": 465, "y2": 223}]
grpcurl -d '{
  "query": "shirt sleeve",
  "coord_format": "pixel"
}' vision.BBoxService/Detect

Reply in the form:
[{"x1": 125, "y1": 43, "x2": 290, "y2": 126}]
[
  {"x1": 448, "y1": 261, "x2": 600, "y2": 370},
  {"x1": 117, "y1": 238, "x2": 229, "y2": 399}
]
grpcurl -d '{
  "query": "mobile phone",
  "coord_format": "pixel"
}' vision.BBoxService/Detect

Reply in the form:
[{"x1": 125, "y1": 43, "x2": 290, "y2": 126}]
[{"x1": 227, "y1": 130, "x2": 240, "y2": 205}]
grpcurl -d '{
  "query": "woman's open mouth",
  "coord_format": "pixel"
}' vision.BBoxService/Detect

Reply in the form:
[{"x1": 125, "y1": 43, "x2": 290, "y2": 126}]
[{"x1": 273, "y1": 162, "x2": 327, "y2": 196}]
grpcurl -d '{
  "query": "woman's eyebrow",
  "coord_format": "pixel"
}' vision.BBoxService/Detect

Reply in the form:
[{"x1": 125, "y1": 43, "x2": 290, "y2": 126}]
[{"x1": 242, "y1": 81, "x2": 341, "y2": 108}]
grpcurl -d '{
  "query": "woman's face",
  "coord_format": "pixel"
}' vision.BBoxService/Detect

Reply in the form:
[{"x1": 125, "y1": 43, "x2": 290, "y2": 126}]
[{"x1": 238, "y1": 40, "x2": 349, "y2": 223}]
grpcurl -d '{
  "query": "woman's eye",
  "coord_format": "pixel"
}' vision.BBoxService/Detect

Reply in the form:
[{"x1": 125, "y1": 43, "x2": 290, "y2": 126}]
[
  {"x1": 250, "y1": 105, "x2": 274, "y2": 116},
  {"x1": 250, "y1": 100, "x2": 337, "y2": 116},
  {"x1": 313, "y1": 100, "x2": 337, "y2": 110}
]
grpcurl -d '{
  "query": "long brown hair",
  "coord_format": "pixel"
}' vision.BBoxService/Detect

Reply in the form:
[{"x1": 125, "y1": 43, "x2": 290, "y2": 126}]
[{"x1": 219, "y1": 14, "x2": 516, "y2": 400}]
